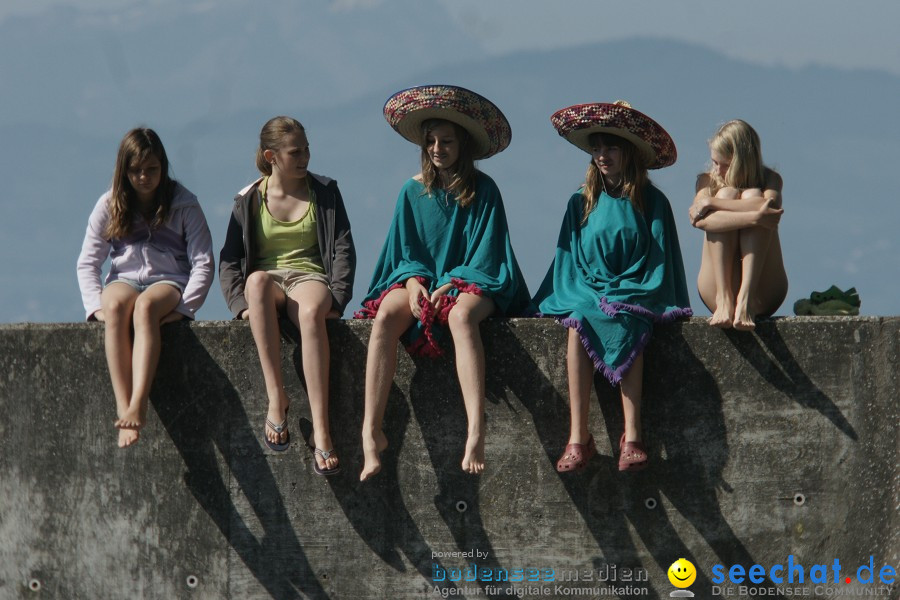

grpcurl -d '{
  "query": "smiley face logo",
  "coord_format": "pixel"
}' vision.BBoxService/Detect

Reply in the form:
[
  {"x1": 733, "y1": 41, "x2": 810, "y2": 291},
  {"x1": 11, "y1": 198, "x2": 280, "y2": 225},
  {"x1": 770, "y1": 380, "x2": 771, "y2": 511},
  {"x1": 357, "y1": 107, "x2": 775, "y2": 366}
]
[{"x1": 667, "y1": 558, "x2": 696, "y2": 588}]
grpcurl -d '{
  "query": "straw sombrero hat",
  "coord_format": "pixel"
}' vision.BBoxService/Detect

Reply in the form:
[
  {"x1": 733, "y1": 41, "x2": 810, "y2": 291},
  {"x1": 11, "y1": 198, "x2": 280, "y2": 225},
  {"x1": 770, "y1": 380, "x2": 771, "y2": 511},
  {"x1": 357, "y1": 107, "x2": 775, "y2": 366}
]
[
  {"x1": 384, "y1": 85, "x2": 512, "y2": 160},
  {"x1": 550, "y1": 100, "x2": 676, "y2": 169}
]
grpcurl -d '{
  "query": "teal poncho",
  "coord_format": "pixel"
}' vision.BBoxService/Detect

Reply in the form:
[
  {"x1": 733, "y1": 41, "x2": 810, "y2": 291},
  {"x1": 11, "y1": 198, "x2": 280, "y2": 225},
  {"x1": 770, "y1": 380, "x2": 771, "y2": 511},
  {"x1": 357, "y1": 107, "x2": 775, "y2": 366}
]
[
  {"x1": 356, "y1": 172, "x2": 534, "y2": 355},
  {"x1": 534, "y1": 184, "x2": 691, "y2": 384}
]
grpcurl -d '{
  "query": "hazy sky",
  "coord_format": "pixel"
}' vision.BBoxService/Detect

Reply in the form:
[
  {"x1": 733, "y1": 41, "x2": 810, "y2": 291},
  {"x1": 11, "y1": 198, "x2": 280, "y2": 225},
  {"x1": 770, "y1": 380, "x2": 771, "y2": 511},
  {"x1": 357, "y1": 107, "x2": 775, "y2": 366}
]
[
  {"x1": 4, "y1": 0, "x2": 900, "y2": 76},
  {"x1": 3, "y1": 0, "x2": 898, "y2": 320},
  {"x1": 439, "y1": 0, "x2": 900, "y2": 75}
]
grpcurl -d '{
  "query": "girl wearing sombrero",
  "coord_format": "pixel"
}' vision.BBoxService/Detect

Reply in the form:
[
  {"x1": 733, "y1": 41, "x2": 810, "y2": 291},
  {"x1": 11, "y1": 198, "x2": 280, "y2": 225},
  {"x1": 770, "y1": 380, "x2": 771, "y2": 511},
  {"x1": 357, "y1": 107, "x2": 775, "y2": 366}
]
[
  {"x1": 534, "y1": 101, "x2": 692, "y2": 473},
  {"x1": 355, "y1": 85, "x2": 533, "y2": 480}
]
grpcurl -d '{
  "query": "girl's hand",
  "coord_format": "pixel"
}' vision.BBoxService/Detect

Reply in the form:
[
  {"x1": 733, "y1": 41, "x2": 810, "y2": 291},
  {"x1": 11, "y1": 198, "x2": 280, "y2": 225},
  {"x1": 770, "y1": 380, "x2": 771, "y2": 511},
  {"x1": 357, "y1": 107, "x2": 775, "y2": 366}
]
[
  {"x1": 756, "y1": 199, "x2": 784, "y2": 230},
  {"x1": 689, "y1": 203, "x2": 705, "y2": 225},
  {"x1": 92, "y1": 309, "x2": 106, "y2": 322},
  {"x1": 160, "y1": 311, "x2": 185, "y2": 325},
  {"x1": 429, "y1": 283, "x2": 455, "y2": 309},
  {"x1": 689, "y1": 195, "x2": 712, "y2": 224},
  {"x1": 406, "y1": 277, "x2": 429, "y2": 319}
]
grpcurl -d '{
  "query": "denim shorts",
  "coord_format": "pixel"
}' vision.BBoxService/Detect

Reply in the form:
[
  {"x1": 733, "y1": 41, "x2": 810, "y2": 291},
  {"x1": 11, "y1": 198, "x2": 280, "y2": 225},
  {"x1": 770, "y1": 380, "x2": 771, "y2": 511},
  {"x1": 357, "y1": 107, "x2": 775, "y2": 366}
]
[{"x1": 109, "y1": 278, "x2": 185, "y2": 295}]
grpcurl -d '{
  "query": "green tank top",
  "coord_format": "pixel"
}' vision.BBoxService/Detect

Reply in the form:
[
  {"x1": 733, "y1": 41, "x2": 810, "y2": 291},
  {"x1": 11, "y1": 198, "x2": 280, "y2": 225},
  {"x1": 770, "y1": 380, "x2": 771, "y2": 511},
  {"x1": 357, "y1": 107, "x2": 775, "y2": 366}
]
[{"x1": 254, "y1": 177, "x2": 325, "y2": 273}]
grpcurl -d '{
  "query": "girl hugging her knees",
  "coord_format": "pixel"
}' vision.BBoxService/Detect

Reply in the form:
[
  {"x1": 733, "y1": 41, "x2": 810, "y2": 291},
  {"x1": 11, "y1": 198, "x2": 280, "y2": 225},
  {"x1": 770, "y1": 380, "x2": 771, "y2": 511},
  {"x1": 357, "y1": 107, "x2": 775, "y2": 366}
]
[{"x1": 690, "y1": 120, "x2": 788, "y2": 330}]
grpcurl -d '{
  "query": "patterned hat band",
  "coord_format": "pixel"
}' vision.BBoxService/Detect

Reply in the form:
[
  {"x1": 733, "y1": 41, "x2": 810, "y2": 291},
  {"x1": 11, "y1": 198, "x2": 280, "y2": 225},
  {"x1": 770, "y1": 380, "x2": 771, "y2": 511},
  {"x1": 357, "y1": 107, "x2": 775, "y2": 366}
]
[
  {"x1": 550, "y1": 101, "x2": 676, "y2": 169},
  {"x1": 384, "y1": 85, "x2": 512, "y2": 159}
]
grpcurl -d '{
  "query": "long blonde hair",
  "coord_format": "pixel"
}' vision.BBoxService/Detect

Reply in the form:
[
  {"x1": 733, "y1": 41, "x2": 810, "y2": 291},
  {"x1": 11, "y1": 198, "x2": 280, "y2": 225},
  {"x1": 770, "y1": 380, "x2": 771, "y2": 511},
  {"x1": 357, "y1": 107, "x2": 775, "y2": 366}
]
[
  {"x1": 419, "y1": 119, "x2": 477, "y2": 208},
  {"x1": 707, "y1": 119, "x2": 766, "y2": 193},
  {"x1": 105, "y1": 128, "x2": 174, "y2": 239},
  {"x1": 580, "y1": 133, "x2": 648, "y2": 225}
]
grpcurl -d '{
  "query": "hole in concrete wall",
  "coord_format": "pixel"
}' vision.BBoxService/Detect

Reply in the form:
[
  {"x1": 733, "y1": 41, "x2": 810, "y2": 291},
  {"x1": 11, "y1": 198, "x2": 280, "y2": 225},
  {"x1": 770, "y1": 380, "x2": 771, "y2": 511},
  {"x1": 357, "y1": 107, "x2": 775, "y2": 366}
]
[
  {"x1": 644, "y1": 498, "x2": 658, "y2": 510},
  {"x1": 455, "y1": 500, "x2": 468, "y2": 513},
  {"x1": 28, "y1": 579, "x2": 41, "y2": 592},
  {"x1": 186, "y1": 575, "x2": 199, "y2": 589},
  {"x1": 793, "y1": 493, "x2": 806, "y2": 507}
]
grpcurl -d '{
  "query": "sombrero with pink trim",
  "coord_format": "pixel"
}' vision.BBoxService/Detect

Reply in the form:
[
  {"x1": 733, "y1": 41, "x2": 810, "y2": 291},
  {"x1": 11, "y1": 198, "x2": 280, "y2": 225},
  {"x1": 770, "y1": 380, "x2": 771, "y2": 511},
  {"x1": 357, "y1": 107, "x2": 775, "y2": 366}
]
[
  {"x1": 384, "y1": 85, "x2": 511, "y2": 160},
  {"x1": 550, "y1": 100, "x2": 676, "y2": 169}
]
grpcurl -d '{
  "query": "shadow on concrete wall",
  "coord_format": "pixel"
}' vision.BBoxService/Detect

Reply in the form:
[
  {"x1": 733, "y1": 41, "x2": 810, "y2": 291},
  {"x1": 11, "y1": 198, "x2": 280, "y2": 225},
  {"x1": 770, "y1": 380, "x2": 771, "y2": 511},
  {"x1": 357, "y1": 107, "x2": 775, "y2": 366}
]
[
  {"x1": 640, "y1": 328, "x2": 778, "y2": 597},
  {"x1": 493, "y1": 322, "x2": 779, "y2": 598},
  {"x1": 151, "y1": 326, "x2": 329, "y2": 600},
  {"x1": 724, "y1": 324, "x2": 856, "y2": 440},
  {"x1": 149, "y1": 319, "x2": 839, "y2": 599},
  {"x1": 409, "y1": 350, "x2": 518, "y2": 599},
  {"x1": 287, "y1": 325, "x2": 464, "y2": 598},
  {"x1": 2, "y1": 318, "x2": 893, "y2": 598}
]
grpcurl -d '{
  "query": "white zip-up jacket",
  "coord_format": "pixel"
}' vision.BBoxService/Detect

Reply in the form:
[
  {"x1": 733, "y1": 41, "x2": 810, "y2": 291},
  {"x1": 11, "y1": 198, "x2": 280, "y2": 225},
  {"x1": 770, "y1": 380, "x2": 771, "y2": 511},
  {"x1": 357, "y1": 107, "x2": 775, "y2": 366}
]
[{"x1": 76, "y1": 182, "x2": 215, "y2": 320}]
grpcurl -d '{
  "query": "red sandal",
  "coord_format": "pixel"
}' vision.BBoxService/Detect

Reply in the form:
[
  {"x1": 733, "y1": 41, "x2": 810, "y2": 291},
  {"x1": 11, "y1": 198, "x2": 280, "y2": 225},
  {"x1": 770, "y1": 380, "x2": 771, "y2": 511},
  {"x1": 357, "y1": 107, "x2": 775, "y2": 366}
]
[
  {"x1": 618, "y1": 433, "x2": 648, "y2": 472},
  {"x1": 556, "y1": 435, "x2": 597, "y2": 473}
]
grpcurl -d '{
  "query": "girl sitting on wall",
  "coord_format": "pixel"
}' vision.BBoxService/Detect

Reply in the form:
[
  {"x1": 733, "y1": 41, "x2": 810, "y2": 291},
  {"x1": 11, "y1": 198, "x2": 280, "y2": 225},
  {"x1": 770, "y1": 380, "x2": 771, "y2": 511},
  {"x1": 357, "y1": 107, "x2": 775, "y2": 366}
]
[
  {"x1": 535, "y1": 101, "x2": 691, "y2": 473},
  {"x1": 77, "y1": 127, "x2": 215, "y2": 448},
  {"x1": 355, "y1": 85, "x2": 533, "y2": 480},
  {"x1": 689, "y1": 119, "x2": 787, "y2": 330},
  {"x1": 219, "y1": 116, "x2": 356, "y2": 475}
]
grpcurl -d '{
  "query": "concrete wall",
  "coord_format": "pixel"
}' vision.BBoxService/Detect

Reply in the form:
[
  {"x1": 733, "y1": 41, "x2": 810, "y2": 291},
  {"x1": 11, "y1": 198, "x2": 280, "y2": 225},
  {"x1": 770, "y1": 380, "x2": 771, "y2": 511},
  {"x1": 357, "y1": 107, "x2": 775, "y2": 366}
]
[{"x1": 0, "y1": 318, "x2": 897, "y2": 600}]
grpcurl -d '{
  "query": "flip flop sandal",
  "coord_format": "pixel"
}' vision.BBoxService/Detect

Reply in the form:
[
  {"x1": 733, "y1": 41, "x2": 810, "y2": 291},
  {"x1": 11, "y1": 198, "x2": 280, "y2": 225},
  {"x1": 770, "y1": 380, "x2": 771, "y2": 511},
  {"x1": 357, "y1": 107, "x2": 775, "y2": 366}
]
[
  {"x1": 264, "y1": 409, "x2": 290, "y2": 452},
  {"x1": 297, "y1": 416, "x2": 341, "y2": 475},
  {"x1": 555, "y1": 435, "x2": 596, "y2": 473},
  {"x1": 618, "y1": 433, "x2": 648, "y2": 472},
  {"x1": 311, "y1": 447, "x2": 341, "y2": 476}
]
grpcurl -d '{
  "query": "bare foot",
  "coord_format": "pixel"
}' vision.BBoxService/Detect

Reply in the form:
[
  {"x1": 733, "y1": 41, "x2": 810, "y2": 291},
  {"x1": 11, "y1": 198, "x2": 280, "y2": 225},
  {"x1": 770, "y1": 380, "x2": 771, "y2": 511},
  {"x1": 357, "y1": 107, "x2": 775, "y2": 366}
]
[
  {"x1": 313, "y1": 431, "x2": 339, "y2": 472},
  {"x1": 709, "y1": 300, "x2": 734, "y2": 329},
  {"x1": 265, "y1": 404, "x2": 290, "y2": 446},
  {"x1": 733, "y1": 304, "x2": 756, "y2": 331},
  {"x1": 360, "y1": 429, "x2": 388, "y2": 481},
  {"x1": 114, "y1": 406, "x2": 145, "y2": 430},
  {"x1": 118, "y1": 427, "x2": 140, "y2": 448},
  {"x1": 461, "y1": 431, "x2": 485, "y2": 475}
]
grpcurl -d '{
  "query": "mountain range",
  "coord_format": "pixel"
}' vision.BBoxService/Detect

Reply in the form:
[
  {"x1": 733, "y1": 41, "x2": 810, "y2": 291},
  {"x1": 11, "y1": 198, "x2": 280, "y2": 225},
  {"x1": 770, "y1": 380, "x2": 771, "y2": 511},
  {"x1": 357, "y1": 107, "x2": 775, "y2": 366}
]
[{"x1": 1, "y1": 0, "x2": 897, "y2": 321}]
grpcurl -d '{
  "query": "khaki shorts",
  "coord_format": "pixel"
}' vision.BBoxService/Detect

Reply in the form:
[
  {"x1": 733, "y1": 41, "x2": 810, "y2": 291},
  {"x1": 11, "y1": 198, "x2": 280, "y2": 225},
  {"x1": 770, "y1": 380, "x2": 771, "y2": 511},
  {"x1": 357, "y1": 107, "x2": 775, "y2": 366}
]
[{"x1": 263, "y1": 269, "x2": 330, "y2": 297}]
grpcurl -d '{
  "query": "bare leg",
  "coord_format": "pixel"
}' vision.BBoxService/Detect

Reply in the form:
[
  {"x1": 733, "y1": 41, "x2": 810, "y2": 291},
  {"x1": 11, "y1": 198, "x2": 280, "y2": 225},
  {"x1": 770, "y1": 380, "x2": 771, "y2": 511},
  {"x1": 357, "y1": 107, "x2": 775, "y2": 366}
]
[
  {"x1": 732, "y1": 227, "x2": 772, "y2": 330},
  {"x1": 284, "y1": 281, "x2": 337, "y2": 471},
  {"x1": 360, "y1": 288, "x2": 415, "y2": 481},
  {"x1": 733, "y1": 189, "x2": 789, "y2": 329},
  {"x1": 566, "y1": 327, "x2": 594, "y2": 445},
  {"x1": 617, "y1": 353, "x2": 649, "y2": 470},
  {"x1": 116, "y1": 284, "x2": 182, "y2": 446},
  {"x1": 620, "y1": 353, "x2": 644, "y2": 443},
  {"x1": 752, "y1": 235, "x2": 788, "y2": 317},
  {"x1": 245, "y1": 271, "x2": 290, "y2": 446},
  {"x1": 698, "y1": 187, "x2": 741, "y2": 328},
  {"x1": 101, "y1": 283, "x2": 140, "y2": 447},
  {"x1": 447, "y1": 293, "x2": 496, "y2": 475},
  {"x1": 698, "y1": 233, "x2": 739, "y2": 328}
]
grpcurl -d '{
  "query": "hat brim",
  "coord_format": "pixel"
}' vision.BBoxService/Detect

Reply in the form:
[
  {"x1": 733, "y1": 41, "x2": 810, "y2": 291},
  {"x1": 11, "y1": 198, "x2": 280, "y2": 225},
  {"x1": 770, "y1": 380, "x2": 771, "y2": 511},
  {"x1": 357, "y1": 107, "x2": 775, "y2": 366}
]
[
  {"x1": 550, "y1": 103, "x2": 676, "y2": 169},
  {"x1": 384, "y1": 85, "x2": 511, "y2": 160}
]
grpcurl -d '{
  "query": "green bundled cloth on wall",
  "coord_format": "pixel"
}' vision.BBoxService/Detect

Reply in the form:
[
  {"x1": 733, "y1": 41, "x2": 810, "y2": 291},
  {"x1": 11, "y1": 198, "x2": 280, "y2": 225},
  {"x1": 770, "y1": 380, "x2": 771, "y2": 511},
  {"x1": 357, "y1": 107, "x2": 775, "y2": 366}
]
[{"x1": 793, "y1": 285, "x2": 861, "y2": 316}]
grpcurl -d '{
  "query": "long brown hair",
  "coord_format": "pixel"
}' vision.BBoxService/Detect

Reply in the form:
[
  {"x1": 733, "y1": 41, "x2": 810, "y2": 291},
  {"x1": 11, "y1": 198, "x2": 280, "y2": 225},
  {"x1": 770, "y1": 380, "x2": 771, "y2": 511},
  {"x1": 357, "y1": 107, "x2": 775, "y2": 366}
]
[
  {"x1": 419, "y1": 119, "x2": 477, "y2": 207},
  {"x1": 580, "y1": 133, "x2": 648, "y2": 225},
  {"x1": 256, "y1": 116, "x2": 306, "y2": 176},
  {"x1": 105, "y1": 128, "x2": 174, "y2": 239}
]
